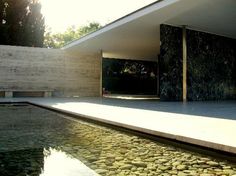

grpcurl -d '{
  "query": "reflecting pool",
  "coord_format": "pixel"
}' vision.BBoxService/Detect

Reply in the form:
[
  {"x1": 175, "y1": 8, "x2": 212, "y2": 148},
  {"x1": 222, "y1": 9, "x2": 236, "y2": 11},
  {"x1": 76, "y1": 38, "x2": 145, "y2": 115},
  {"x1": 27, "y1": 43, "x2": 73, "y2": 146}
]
[{"x1": 0, "y1": 104, "x2": 235, "y2": 176}]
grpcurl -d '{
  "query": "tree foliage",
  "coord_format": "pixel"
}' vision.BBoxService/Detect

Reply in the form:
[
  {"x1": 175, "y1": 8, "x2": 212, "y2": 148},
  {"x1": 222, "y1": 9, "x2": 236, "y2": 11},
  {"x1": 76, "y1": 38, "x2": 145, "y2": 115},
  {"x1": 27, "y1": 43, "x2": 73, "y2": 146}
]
[
  {"x1": 44, "y1": 22, "x2": 102, "y2": 48},
  {"x1": 0, "y1": 0, "x2": 45, "y2": 47}
]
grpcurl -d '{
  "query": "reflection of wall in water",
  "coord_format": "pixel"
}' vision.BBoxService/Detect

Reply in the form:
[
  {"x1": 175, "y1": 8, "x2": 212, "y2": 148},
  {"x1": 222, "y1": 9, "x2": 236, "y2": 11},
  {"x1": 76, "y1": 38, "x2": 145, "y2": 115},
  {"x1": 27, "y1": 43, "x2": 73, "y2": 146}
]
[{"x1": 0, "y1": 148, "x2": 44, "y2": 176}]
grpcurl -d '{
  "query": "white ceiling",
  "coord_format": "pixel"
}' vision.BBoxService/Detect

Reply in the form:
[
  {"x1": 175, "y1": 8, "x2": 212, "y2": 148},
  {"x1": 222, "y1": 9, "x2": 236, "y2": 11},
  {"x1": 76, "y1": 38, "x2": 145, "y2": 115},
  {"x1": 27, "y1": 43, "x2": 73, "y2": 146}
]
[
  {"x1": 63, "y1": 0, "x2": 236, "y2": 61},
  {"x1": 167, "y1": 0, "x2": 236, "y2": 39}
]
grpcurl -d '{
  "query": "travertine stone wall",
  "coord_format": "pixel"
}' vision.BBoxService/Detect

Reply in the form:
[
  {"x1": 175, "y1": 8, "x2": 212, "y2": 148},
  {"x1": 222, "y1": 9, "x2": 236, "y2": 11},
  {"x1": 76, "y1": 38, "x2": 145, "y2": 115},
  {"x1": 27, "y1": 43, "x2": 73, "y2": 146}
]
[{"x1": 0, "y1": 45, "x2": 101, "y2": 97}]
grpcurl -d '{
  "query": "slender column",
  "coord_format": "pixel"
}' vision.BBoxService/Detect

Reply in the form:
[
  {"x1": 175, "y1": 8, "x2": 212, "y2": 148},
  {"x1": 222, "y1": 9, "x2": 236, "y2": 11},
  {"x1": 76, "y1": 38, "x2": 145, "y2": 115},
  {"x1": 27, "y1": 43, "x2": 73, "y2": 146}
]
[
  {"x1": 182, "y1": 26, "x2": 187, "y2": 102},
  {"x1": 100, "y1": 50, "x2": 103, "y2": 97},
  {"x1": 157, "y1": 56, "x2": 160, "y2": 96}
]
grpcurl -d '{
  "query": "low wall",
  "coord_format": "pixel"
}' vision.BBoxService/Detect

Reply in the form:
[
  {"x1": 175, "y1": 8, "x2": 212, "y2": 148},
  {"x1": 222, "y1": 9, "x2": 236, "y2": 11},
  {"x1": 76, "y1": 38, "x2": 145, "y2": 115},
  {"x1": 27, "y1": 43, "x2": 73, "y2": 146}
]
[{"x1": 0, "y1": 45, "x2": 101, "y2": 97}]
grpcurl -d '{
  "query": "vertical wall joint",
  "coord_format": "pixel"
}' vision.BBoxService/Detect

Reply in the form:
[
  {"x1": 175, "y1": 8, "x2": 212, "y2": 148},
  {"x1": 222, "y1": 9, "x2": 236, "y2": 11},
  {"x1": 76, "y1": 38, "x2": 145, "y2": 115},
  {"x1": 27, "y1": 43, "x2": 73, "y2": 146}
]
[{"x1": 182, "y1": 26, "x2": 187, "y2": 102}]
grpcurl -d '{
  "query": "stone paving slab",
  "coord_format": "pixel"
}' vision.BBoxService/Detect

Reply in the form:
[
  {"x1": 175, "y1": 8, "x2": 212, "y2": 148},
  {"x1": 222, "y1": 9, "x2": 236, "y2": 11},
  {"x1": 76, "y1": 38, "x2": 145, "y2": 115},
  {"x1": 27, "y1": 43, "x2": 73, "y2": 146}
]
[{"x1": 1, "y1": 97, "x2": 236, "y2": 154}]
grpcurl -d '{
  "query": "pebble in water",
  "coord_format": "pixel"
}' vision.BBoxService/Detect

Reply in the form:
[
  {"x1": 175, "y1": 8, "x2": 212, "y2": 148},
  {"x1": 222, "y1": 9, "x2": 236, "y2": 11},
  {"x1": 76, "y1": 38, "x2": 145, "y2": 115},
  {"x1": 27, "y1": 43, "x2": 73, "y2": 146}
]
[
  {"x1": 0, "y1": 105, "x2": 236, "y2": 176},
  {"x1": 65, "y1": 119, "x2": 236, "y2": 176}
]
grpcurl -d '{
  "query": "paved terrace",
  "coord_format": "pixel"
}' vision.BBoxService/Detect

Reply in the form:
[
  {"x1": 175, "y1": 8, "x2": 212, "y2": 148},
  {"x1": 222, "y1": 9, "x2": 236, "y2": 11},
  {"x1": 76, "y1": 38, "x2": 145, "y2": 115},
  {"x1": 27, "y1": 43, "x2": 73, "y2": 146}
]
[{"x1": 1, "y1": 97, "x2": 236, "y2": 154}]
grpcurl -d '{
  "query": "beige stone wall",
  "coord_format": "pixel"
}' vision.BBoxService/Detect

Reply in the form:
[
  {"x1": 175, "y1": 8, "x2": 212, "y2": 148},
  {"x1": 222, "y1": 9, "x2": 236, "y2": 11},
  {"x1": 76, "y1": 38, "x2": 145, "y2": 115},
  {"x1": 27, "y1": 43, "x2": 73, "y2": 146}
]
[{"x1": 0, "y1": 45, "x2": 101, "y2": 97}]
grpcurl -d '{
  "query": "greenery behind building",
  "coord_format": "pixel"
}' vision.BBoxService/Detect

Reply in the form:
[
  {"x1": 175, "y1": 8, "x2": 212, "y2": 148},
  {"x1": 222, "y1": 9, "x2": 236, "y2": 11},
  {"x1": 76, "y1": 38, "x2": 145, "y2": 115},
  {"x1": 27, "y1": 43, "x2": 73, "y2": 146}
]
[{"x1": 0, "y1": 0, "x2": 44, "y2": 47}]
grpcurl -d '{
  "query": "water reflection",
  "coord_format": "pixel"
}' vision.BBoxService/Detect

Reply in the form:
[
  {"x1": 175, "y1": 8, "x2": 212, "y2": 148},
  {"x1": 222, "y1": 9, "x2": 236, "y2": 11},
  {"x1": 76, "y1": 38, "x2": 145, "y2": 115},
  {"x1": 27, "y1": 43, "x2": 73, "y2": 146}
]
[
  {"x1": 0, "y1": 105, "x2": 236, "y2": 176},
  {"x1": 40, "y1": 148, "x2": 98, "y2": 176},
  {"x1": 0, "y1": 148, "x2": 97, "y2": 176},
  {"x1": 0, "y1": 148, "x2": 44, "y2": 176}
]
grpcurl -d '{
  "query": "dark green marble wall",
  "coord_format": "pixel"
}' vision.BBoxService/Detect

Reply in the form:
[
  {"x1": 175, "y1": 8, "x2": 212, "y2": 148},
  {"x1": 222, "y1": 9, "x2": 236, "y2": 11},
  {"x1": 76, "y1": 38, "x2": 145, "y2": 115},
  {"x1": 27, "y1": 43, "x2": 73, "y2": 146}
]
[
  {"x1": 159, "y1": 24, "x2": 236, "y2": 101},
  {"x1": 187, "y1": 30, "x2": 236, "y2": 100},
  {"x1": 159, "y1": 24, "x2": 183, "y2": 101}
]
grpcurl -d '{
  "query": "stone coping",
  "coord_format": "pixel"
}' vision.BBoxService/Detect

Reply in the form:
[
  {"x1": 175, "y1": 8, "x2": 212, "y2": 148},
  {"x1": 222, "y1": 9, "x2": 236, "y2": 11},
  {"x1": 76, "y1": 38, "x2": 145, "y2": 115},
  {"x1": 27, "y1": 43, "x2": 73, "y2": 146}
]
[{"x1": 0, "y1": 98, "x2": 236, "y2": 155}]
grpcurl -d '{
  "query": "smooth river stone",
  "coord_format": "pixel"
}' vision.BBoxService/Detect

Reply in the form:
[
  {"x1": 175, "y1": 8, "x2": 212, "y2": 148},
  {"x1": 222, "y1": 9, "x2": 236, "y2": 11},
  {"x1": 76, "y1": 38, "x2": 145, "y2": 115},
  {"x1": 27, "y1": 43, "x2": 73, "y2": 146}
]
[
  {"x1": 206, "y1": 161, "x2": 219, "y2": 166},
  {"x1": 131, "y1": 161, "x2": 147, "y2": 168},
  {"x1": 176, "y1": 164, "x2": 187, "y2": 170}
]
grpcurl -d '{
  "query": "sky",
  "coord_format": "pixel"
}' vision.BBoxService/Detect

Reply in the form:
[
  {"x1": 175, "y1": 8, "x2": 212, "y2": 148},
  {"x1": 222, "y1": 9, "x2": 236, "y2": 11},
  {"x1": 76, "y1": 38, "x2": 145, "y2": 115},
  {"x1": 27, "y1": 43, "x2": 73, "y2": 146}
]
[{"x1": 40, "y1": 0, "x2": 156, "y2": 33}]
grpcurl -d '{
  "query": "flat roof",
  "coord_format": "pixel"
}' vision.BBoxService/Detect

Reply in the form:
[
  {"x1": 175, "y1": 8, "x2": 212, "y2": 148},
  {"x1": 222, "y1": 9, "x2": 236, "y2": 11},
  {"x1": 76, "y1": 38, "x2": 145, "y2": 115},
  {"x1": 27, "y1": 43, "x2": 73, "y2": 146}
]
[{"x1": 63, "y1": 0, "x2": 236, "y2": 60}]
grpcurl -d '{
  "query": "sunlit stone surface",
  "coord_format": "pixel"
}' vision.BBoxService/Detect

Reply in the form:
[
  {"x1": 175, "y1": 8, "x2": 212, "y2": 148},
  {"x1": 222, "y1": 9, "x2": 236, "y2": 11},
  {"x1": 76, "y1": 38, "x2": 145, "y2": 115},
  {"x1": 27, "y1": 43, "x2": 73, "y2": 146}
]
[{"x1": 0, "y1": 104, "x2": 235, "y2": 176}]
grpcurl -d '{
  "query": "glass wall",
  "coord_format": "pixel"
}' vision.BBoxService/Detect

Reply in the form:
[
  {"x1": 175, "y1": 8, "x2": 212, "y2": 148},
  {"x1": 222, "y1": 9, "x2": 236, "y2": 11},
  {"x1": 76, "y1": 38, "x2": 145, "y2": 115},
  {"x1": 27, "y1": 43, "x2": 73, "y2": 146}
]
[{"x1": 102, "y1": 58, "x2": 158, "y2": 95}]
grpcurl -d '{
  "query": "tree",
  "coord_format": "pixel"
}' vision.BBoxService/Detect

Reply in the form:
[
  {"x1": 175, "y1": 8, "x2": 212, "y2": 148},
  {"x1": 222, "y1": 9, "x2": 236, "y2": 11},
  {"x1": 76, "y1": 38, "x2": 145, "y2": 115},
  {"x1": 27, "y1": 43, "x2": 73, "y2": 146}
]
[
  {"x1": 0, "y1": 1, "x2": 9, "y2": 43},
  {"x1": 0, "y1": 0, "x2": 45, "y2": 47},
  {"x1": 23, "y1": 0, "x2": 45, "y2": 47},
  {"x1": 44, "y1": 22, "x2": 102, "y2": 48},
  {"x1": 79, "y1": 22, "x2": 101, "y2": 36}
]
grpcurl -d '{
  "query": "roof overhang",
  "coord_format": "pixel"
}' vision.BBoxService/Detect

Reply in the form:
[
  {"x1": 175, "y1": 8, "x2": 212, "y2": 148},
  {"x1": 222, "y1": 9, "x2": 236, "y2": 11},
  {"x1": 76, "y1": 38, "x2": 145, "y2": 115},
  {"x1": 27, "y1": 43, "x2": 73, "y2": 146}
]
[{"x1": 63, "y1": 0, "x2": 236, "y2": 61}]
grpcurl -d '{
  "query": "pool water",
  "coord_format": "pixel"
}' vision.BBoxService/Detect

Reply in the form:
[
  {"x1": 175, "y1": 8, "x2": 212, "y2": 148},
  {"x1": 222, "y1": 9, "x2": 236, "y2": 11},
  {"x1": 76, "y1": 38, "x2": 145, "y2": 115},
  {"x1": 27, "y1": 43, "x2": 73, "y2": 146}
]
[{"x1": 0, "y1": 104, "x2": 235, "y2": 176}]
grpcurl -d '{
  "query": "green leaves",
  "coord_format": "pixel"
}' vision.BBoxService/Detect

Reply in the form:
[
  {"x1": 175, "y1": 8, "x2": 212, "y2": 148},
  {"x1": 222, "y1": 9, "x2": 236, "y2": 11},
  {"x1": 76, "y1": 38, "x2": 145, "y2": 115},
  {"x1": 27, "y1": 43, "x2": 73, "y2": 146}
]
[
  {"x1": 44, "y1": 22, "x2": 102, "y2": 48},
  {"x1": 0, "y1": 0, "x2": 45, "y2": 47}
]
